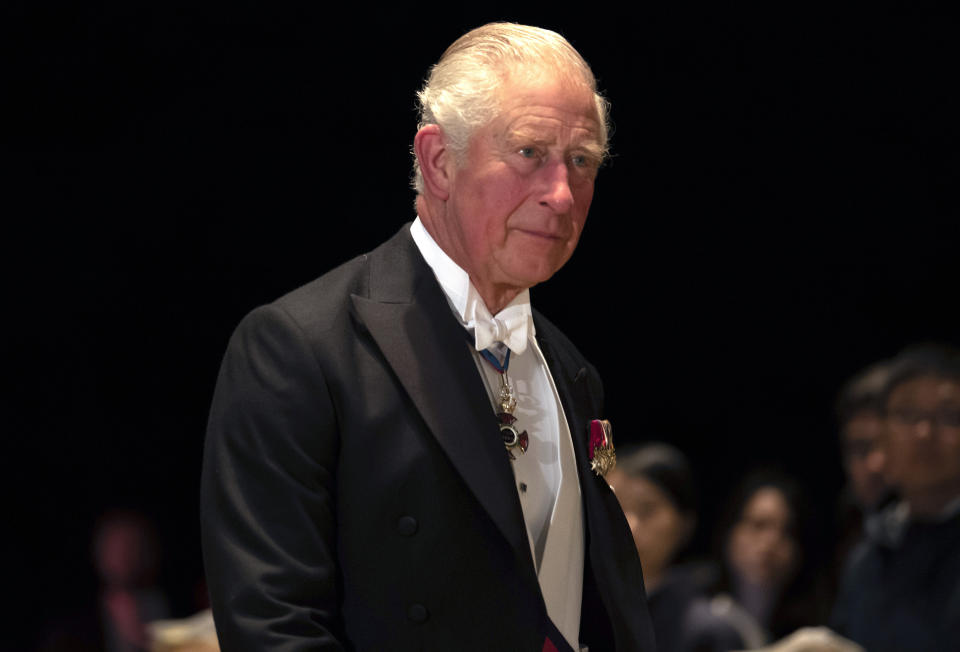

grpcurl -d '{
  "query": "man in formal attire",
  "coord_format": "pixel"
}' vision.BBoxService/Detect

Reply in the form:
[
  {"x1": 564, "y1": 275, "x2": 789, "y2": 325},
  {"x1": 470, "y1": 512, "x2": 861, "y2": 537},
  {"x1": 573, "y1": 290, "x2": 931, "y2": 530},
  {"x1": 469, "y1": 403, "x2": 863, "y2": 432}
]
[{"x1": 201, "y1": 23, "x2": 656, "y2": 651}]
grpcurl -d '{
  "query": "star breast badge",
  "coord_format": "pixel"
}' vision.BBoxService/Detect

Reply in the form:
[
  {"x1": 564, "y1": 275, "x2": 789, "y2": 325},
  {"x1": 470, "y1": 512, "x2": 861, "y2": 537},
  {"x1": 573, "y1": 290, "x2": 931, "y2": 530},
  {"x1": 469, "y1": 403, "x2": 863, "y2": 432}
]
[{"x1": 588, "y1": 419, "x2": 616, "y2": 477}]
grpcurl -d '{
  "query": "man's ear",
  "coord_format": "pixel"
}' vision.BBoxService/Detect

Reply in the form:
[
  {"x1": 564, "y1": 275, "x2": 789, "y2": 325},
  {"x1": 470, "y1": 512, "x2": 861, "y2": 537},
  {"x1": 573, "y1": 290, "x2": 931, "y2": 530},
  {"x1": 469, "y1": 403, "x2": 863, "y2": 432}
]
[{"x1": 414, "y1": 124, "x2": 452, "y2": 200}]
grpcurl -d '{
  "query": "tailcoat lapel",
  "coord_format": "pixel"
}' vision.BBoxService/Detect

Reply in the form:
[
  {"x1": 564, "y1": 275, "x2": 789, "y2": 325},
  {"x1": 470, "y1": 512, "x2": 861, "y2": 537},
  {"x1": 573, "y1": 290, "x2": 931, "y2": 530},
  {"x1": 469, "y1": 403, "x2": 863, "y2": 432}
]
[
  {"x1": 537, "y1": 317, "x2": 656, "y2": 650},
  {"x1": 349, "y1": 227, "x2": 539, "y2": 591},
  {"x1": 532, "y1": 317, "x2": 598, "y2": 495}
]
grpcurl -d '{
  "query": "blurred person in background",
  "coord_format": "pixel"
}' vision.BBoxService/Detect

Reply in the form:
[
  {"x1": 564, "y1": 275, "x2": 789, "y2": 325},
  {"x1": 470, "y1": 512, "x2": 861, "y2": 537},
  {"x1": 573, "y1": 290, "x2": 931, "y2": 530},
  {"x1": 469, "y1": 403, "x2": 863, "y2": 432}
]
[
  {"x1": 93, "y1": 509, "x2": 171, "y2": 652},
  {"x1": 831, "y1": 360, "x2": 894, "y2": 591},
  {"x1": 832, "y1": 343, "x2": 960, "y2": 651},
  {"x1": 40, "y1": 509, "x2": 170, "y2": 652},
  {"x1": 836, "y1": 360, "x2": 893, "y2": 513},
  {"x1": 709, "y1": 470, "x2": 828, "y2": 647},
  {"x1": 608, "y1": 443, "x2": 745, "y2": 652}
]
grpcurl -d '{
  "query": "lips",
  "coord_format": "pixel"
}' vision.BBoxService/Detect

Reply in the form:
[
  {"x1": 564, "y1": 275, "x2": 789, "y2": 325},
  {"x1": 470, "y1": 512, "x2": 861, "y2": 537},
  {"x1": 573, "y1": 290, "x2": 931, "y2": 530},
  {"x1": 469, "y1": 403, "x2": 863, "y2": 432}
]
[
  {"x1": 513, "y1": 226, "x2": 570, "y2": 241},
  {"x1": 518, "y1": 229, "x2": 562, "y2": 240}
]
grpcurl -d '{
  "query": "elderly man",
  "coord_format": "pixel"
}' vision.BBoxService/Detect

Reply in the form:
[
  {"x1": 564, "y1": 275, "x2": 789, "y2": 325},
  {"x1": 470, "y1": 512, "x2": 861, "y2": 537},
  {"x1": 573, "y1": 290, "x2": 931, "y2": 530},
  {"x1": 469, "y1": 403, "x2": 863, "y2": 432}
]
[
  {"x1": 832, "y1": 344, "x2": 960, "y2": 652},
  {"x1": 201, "y1": 23, "x2": 656, "y2": 652}
]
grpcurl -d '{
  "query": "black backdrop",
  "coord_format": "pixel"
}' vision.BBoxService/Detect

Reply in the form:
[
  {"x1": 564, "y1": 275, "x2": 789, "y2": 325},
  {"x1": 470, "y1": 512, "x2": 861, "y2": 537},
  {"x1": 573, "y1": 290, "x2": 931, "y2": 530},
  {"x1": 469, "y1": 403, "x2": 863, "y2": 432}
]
[{"x1": 8, "y1": 5, "x2": 958, "y2": 648}]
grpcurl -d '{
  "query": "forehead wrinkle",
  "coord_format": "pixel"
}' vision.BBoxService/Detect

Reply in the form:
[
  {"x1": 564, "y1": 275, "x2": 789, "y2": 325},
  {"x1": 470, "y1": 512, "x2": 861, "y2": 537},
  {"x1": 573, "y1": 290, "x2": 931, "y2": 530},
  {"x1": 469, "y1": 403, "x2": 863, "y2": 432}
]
[{"x1": 505, "y1": 110, "x2": 598, "y2": 135}]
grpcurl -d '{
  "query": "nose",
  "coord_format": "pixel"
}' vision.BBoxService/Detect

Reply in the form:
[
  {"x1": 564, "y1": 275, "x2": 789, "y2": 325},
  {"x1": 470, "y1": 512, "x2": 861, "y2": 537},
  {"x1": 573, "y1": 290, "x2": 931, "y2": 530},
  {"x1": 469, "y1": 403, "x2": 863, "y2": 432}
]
[
  {"x1": 865, "y1": 446, "x2": 886, "y2": 474},
  {"x1": 914, "y1": 417, "x2": 935, "y2": 440},
  {"x1": 539, "y1": 161, "x2": 575, "y2": 214},
  {"x1": 756, "y1": 527, "x2": 781, "y2": 553}
]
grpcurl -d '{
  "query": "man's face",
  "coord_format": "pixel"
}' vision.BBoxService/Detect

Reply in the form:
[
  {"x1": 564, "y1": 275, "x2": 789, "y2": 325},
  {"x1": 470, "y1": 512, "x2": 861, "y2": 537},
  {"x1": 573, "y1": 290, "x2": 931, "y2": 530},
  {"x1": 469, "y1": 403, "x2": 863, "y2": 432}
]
[
  {"x1": 842, "y1": 412, "x2": 887, "y2": 509},
  {"x1": 443, "y1": 76, "x2": 603, "y2": 296},
  {"x1": 884, "y1": 375, "x2": 960, "y2": 504}
]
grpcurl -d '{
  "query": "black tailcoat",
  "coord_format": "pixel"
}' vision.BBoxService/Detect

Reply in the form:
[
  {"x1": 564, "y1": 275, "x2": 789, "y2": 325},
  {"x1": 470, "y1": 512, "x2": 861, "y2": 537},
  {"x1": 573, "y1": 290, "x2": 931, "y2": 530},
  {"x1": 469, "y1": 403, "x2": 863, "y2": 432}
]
[{"x1": 201, "y1": 225, "x2": 656, "y2": 651}]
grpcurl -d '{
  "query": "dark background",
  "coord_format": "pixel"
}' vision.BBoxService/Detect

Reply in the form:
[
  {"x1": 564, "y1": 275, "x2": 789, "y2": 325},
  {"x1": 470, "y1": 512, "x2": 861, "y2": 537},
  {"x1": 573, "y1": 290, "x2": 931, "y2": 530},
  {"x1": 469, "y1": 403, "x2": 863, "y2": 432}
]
[{"x1": 8, "y1": 4, "x2": 958, "y2": 648}]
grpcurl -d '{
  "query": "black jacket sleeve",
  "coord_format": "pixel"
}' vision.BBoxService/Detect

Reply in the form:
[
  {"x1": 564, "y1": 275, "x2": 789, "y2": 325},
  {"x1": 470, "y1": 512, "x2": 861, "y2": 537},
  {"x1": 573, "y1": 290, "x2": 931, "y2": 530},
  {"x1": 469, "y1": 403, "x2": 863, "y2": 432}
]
[{"x1": 201, "y1": 303, "x2": 345, "y2": 651}]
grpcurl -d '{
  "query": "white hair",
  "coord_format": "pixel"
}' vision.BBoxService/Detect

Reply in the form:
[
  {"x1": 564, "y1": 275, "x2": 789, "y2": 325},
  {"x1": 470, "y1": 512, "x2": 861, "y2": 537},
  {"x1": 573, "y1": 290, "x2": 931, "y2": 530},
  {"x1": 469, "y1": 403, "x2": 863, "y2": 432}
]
[{"x1": 412, "y1": 22, "x2": 611, "y2": 193}]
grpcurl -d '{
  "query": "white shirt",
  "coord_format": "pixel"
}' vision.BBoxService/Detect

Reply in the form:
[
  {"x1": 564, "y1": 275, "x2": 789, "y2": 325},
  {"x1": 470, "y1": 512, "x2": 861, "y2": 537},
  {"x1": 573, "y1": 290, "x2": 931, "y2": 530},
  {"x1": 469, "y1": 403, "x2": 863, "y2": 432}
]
[{"x1": 410, "y1": 218, "x2": 584, "y2": 650}]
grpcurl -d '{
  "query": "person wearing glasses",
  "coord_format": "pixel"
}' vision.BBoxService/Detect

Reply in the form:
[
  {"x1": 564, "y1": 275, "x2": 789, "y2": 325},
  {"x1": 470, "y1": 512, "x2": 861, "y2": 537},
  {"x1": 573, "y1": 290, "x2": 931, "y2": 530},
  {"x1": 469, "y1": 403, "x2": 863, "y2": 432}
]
[{"x1": 832, "y1": 343, "x2": 960, "y2": 652}]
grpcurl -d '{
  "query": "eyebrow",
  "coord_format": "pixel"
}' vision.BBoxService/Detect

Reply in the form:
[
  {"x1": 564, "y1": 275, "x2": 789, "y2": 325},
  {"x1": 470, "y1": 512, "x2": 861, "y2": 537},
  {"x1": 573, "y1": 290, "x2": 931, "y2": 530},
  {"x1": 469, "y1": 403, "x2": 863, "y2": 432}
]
[{"x1": 505, "y1": 126, "x2": 604, "y2": 158}]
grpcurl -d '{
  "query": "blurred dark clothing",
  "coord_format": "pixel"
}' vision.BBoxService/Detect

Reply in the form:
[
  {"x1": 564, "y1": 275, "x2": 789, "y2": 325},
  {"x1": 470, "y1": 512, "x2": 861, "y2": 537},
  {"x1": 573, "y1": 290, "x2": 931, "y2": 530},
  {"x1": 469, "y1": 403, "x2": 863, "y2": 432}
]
[
  {"x1": 38, "y1": 604, "x2": 104, "y2": 652},
  {"x1": 40, "y1": 589, "x2": 169, "y2": 652},
  {"x1": 101, "y1": 588, "x2": 170, "y2": 652},
  {"x1": 832, "y1": 501, "x2": 960, "y2": 652},
  {"x1": 829, "y1": 485, "x2": 897, "y2": 603},
  {"x1": 703, "y1": 561, "x2": 829, "y2": 644},
  {"x1": 833, "y1": 487, "x2": 867, "y2": 574},
  {"x1": 648, "y1": 565, "x2": 746, "y2": 652}
]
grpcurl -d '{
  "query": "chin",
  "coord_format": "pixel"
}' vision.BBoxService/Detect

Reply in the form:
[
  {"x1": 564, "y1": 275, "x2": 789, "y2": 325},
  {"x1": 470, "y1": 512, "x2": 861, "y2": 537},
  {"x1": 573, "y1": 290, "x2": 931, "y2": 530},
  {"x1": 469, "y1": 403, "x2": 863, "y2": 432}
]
[{"x1": 518, "y1": 266, "x2": 562, "y2": 288}]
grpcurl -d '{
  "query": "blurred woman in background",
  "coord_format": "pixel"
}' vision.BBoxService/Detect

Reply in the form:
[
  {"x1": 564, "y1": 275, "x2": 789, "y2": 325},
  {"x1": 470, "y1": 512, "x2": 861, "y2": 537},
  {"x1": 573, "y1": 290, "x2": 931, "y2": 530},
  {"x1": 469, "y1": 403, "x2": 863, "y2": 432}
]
[
  {"x1": 712, "y1": 470, "x2": 830, "y2": 645},
  {"x1": 609, "y1": 443, "x2": 745, "y2": 652}
]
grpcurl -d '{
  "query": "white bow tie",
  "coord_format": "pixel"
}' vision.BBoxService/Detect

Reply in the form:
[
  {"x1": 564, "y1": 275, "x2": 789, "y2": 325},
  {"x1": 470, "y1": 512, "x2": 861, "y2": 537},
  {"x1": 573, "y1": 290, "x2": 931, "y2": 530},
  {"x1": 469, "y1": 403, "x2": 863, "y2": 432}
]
[{"x1": 471, "y1": 305, "x2": 531, "y2": 355}]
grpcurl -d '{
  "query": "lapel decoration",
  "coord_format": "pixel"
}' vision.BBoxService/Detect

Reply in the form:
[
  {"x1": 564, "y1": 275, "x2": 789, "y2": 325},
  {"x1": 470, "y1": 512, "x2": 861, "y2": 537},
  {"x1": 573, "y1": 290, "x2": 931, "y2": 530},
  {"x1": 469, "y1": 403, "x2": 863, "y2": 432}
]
[{"x1": 588, "y1": 419, "x2": 616, "y2": 477}]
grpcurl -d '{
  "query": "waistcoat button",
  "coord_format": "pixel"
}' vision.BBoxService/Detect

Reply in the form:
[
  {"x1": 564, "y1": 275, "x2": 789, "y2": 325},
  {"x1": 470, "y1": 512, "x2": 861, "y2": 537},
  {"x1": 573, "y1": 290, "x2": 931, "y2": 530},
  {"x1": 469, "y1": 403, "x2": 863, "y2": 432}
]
[
  {"x1": 407, "y1": 603, "x2": 429, "y2": 623},
  {"x1": 397, "y1": 516, "x2": 418, "y2": 536}
]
